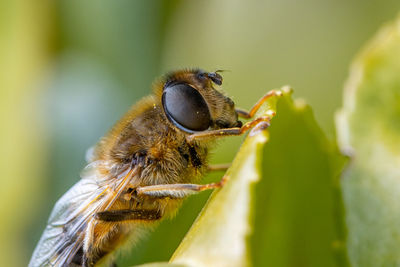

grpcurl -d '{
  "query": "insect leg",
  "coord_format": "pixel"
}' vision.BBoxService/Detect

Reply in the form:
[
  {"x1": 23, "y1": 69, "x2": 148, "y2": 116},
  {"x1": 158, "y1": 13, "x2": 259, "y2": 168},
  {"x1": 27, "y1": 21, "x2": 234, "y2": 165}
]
[
  {"x1": 187, "y1": 115, "x2": 272, "y2": 142},
  {"x1": 95, "y1": 209, "x2": 162, "y2": 222},
  {"x1": 235, "y1": 89, "x2": 282, "y2": 119},
  {"x1": 135, "y1": 175, "x2": 228, "y2": 199},
  {"x1": 207, "y1": 163, "x2": 231, "y2": 172}
]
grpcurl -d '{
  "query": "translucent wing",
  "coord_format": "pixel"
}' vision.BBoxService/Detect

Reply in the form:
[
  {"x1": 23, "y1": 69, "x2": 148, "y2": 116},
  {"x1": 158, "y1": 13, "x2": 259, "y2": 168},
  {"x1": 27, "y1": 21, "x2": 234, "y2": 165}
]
[{"x1": 29, "y1": 161, "x2": 138, "y2": 267}]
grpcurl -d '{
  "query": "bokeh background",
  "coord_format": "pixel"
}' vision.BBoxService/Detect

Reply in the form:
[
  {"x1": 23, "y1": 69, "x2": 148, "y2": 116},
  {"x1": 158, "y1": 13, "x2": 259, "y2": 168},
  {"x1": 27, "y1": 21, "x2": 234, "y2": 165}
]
[{"x1": 1, "y1": 0, "x2": 400, "y2": 266}]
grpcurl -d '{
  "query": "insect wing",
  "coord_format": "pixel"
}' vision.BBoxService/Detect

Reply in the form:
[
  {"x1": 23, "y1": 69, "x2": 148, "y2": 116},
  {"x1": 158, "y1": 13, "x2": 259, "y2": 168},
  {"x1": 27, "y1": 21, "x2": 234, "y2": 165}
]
[
  {"x1": 29, "y1": 162, "x2": 137, "y2": 267},
  {"x1": 29, "y1": 178, "x2": 101, "y2": 266}
]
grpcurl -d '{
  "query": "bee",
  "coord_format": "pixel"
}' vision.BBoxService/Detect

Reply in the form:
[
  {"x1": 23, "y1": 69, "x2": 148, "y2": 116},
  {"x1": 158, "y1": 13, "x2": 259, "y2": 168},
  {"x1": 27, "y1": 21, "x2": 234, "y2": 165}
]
[{"x1": 29, "y1": 69, "x2": 277, "y2": 267}]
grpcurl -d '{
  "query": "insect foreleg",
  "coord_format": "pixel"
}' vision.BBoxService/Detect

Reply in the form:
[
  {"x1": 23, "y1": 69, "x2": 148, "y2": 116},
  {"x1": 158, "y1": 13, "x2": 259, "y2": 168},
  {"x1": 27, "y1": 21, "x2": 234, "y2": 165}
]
[
  {"x1": 235, "y1": 89, "x2": 282, "y2": 118},
  {"x1": 207, "y1": 163, "x2": 231, "y2": 172},
  {"x1": 186, "y1": 115, "x2": 272, "y2": 142},
  {"x1": 135, "y1": 175, "x2": 228, "y2": 199},
  {"x1": 95, "y1": 209, "x2": 162, "y2": 222}
]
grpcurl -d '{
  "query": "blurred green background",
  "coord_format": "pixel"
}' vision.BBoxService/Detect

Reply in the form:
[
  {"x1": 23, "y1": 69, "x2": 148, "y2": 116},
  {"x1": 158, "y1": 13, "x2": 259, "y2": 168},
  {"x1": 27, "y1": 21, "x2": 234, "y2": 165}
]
[{"x1": 1, "y1": 0, "x2": 400, "y2": 266}]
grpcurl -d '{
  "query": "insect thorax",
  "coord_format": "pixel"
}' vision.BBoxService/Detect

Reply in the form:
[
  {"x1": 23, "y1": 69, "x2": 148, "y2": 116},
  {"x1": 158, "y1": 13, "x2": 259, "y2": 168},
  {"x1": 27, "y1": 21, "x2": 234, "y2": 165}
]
[{"x1": 102, "y1": 99, "x2": 209, "y2": 186}]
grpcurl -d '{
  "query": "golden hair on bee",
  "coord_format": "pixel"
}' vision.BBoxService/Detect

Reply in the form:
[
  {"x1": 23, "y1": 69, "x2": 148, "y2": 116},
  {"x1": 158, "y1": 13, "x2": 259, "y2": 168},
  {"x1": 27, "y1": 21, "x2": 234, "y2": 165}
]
[{"x1": 29, "y1": 68, "x2": 277, "y2": 267}]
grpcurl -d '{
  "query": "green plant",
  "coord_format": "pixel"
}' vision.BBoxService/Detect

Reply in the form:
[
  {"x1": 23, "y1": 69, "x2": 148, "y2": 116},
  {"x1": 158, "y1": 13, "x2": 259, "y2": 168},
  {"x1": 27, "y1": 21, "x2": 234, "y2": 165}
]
[{"x1": 124, "y1": 15, "x2": 400, "y2": 267}]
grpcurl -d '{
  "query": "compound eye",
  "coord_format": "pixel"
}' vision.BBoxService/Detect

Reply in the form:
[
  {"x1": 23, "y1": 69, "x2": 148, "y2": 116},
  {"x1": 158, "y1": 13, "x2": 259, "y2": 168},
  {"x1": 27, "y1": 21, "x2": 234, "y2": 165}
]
[{"x1": 162, "y1": 83, "x2": 211, "y2": 132}]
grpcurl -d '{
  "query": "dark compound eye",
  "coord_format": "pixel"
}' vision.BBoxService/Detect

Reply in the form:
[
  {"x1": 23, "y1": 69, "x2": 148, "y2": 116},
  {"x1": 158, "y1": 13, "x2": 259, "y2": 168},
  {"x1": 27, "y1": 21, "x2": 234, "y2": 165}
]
[{"x1": 162, "y1": 83, "x2": 211, "y2": 132}]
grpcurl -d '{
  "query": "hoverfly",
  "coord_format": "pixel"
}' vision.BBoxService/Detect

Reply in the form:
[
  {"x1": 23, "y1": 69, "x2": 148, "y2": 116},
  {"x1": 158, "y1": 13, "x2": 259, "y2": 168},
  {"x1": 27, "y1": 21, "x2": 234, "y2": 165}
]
[{"x1": 29, "y1": 69, "x2": 277, "y2": 267}]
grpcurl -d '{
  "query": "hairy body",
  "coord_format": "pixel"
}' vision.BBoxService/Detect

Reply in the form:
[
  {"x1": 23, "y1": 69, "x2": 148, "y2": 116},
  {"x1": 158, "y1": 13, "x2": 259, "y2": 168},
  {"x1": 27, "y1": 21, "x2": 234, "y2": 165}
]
[
  {"x1": 84, "y1": 95, "x2": 210, "y2": 265},
  {"x1": 29, "y1": 69, "x2": 274, "y2": 266}
]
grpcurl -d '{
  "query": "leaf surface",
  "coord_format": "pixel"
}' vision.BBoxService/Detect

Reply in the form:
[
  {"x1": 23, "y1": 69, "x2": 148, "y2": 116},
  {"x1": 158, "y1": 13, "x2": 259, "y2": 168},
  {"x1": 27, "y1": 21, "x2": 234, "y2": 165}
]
[
  {"x1": 336, "y1": 15, "x2": 400, "y2": 267},
  {"x1": 168, "y1": 88, "x2": 348, "y2": 267}
]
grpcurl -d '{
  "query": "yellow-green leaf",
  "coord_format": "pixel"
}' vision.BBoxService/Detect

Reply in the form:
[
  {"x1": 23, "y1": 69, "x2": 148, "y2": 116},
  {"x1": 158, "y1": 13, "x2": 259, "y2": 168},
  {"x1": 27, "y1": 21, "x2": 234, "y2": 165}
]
[
  {"x1": 251, "y1": 96, "x2": 348, "y2": 267},
  {"x1": 169, "y1": 89, "x2": 287, "y2": 267},
  {"x1": 166, "y1": 87, "x2": 348, "y2": 267},
  {"x1": 336, "y1": 15, "x2": 400, "y2": 267}
]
